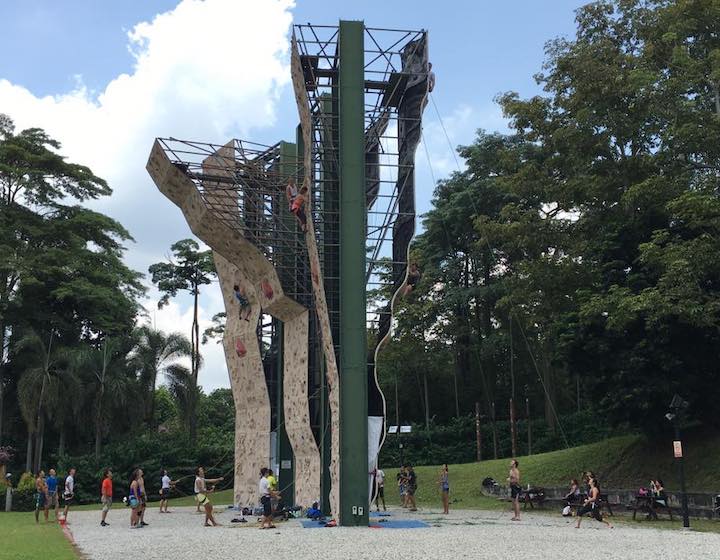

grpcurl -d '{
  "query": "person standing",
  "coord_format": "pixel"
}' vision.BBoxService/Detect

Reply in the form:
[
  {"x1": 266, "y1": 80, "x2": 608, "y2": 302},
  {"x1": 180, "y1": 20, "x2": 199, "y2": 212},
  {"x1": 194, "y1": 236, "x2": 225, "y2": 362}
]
[
  {"x1": 405, "y1": 465, "x2": 418, "y2": 512},
  {"x1": 46, "y1": 468, "x2": 59, "y2": 521},
  {"x1": 137, "y1": 469, "x2": 149, "y2": 527},
  {"x1": 35, "y1": 471, "x2": 49, "y2": 523},
  {"x1": 374, "y1": 467, "x2": 386, "y2": 512},
  {"x1": 508, "y1": 459, "x2": 521, "y2": 521},
  {"x1": 159, "y1": 469, "x2": 176, "y2": 513},
  {"x1": 439, "y1": 464, "x2": 450, "y2": 514},
  {"x1": 129, "y1": 469, "x2": 142, "y2": 528},
  {"x1": 258, "y1": 468, "x2": 276, "y2": 529},
  {"x1": 100, "y1": 468, "x2": 113, "y2": 527},
  {"x1": 62, "y1": 467, "x2": 76, "y2": 522},
  {"x1": 194, "y1": 466, "x2": 224, "y2": 527}
]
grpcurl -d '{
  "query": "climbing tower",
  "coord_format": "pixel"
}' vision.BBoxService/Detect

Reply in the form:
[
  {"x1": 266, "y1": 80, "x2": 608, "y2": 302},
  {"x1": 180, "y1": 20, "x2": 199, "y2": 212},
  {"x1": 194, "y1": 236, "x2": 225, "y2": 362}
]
[{"x1": 146, "y1": 20, "x2": 428, "y2": 526}]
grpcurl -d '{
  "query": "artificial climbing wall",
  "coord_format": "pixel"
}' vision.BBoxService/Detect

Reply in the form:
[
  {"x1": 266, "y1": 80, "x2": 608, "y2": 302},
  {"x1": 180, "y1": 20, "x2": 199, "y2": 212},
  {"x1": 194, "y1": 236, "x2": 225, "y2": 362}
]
[
  {"x1": 290, "y1": 36, "x2": 341, "y2": 520},
  {"x1": 282, "y1": 311, "x2": 321, "y2": 506},
  {"x1": 213, "y1": 253, "x2": 269, "y2": 506}
]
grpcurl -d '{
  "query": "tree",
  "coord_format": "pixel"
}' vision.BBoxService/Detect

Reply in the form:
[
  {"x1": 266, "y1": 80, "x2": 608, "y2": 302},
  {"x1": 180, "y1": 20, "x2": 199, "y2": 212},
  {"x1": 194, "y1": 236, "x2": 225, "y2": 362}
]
[
  {"x1": 202, "y1": 312, "x2": 226, "y2": 345},
  {"x1": 15, "y1": 330, "x2": 79, "y2": 472},
  {"x1": 149, "y1": 240, "x2": 216, "y2": 443},
  {"x1": 0, "y1": 115, "x2": 143, "y2": 447},
  {"x1": 129, "y1": 325, "x2": 192, "y2": 424},
  {"x1": 74, "y1": 338, "x2": 133, "y2": 461}
]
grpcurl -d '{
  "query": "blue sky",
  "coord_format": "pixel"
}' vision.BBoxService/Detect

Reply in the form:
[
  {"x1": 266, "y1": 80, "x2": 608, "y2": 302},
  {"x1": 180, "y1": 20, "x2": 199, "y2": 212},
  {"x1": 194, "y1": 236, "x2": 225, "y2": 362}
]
[{"x1": 0, "y1": 0, "x2": 583, "y2": 389}]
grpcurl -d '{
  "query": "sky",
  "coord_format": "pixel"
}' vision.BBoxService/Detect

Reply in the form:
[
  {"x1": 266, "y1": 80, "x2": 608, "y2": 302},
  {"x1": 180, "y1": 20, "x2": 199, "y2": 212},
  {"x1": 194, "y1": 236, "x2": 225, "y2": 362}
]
[{"x1": 0, "y1": 0, "x2": 583, "y2": 391}]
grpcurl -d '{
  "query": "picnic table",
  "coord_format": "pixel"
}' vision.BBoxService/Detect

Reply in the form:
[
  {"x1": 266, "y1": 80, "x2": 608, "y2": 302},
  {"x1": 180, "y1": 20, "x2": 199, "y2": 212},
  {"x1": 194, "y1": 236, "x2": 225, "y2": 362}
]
[
  {"x1": 520, "y1": 487, "x2": 546, "y2": 510},
  {"x1": 631, "y1": 494, "x2": 673, "y2": 521}
]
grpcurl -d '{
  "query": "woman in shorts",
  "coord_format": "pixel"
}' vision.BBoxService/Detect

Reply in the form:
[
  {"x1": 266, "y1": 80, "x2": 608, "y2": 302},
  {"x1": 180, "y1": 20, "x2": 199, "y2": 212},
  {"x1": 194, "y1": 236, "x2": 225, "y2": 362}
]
[
  {"x1": 575, "y1": 477, "x2": 613, "y2": 529},
  {"x1": 194, "y1": 466, "x2": 224, "y2": 527},
  {"x1": 438, "y1": 464, "x2": 450, "y2": 514},
  {"x1": 128, "y1": 469, "x2": 142, "y2": 528}
]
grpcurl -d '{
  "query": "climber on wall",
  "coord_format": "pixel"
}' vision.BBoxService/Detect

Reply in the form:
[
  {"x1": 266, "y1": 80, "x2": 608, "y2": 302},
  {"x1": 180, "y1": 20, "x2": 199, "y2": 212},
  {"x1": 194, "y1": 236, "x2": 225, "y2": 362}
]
[
  {"x1": 233, "y1": 285, "x2": 252, "y2": 321},
  {"x1": 402, "y1": 263, "x2": 421, "y2": 296},
  {"x1": 291, "y1": 185, "x2": 308, "y2": 232}
]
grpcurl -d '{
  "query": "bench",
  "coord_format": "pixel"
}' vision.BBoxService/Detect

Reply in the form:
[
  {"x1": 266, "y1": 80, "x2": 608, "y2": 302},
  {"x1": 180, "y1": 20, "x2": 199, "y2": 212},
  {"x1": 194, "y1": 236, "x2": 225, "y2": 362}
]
[
  {"x1": 631, "y1": 495, "x2": 673, "y2": 521},
  {"x1": 520, "y1": 487, "x2": 546, "y2": 510}
]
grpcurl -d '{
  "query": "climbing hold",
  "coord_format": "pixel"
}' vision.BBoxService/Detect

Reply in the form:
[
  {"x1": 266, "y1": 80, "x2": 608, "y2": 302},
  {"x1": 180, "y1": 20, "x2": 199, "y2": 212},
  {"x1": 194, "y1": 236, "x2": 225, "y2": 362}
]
[
  {"x1": 235, "y1": 338, "x2": 247, "y2": 358},
  {"x1": 261, "y1": 280, "x2": 274, "y2": 300}
]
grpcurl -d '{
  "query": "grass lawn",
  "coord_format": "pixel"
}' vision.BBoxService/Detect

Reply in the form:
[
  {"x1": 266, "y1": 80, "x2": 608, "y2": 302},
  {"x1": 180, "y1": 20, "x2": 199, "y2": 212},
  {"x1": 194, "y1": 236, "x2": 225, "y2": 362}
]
[{"x1": 0, "y1": 512, "x2": 78, "y2": 560}]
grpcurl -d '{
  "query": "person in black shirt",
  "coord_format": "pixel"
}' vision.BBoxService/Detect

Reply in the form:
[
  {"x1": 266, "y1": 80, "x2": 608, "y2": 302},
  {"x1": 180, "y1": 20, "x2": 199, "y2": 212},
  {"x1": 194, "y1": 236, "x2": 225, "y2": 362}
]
[{"x1": 406, "y1": 465, "x2": 418, "y2": 512}]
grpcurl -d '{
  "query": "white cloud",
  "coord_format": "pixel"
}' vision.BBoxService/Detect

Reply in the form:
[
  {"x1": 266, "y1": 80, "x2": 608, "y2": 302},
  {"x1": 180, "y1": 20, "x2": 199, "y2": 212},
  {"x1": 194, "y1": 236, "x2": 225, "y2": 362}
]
[{"x1": 0, "y1": 0, "x2": 295, "y2": 390}]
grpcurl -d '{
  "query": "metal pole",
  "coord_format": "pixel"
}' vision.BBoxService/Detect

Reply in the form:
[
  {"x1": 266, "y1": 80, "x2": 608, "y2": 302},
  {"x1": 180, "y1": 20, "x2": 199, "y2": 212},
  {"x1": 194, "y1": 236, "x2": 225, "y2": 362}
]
[
  {"x1": 338, "y1": 20, "x2": 368, "y2": 526},
  {"x1": 475, "y1": 401, "x2": 482, "y2": 462},
  {"x1": 674, "y1": 418, "x2": 690, "y2": 528}
]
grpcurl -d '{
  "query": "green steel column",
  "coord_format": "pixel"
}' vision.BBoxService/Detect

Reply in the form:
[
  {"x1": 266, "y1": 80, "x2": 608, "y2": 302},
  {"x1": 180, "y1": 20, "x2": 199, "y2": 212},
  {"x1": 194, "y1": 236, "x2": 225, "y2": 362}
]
[
  {"x1": 277, "y1": 140, "x2": 296, "y2": 506},
  {"x1": 338, "y1": 19, "x2": 368, "y2": 526}
]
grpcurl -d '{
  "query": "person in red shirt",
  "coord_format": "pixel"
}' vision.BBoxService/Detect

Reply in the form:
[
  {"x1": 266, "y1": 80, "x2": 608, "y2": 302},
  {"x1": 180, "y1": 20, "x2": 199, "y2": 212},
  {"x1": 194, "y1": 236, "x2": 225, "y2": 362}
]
[{"x1": 100, "y1": 468, "x2": 113, "y2": 527}]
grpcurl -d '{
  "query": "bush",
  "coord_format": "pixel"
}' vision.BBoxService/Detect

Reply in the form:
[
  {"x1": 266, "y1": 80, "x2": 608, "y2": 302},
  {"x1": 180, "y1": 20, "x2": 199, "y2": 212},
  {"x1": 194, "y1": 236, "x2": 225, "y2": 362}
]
[{"x1": 57, "y1": 427, "x2": 234, "y2": 505}]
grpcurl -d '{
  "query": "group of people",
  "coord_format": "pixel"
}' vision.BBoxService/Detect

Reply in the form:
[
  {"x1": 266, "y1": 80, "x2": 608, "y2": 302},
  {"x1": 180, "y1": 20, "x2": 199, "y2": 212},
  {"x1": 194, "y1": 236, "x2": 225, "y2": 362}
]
[
  {"x1": 33, "y1": 467, "x2": 75, "y2": 523},
  {"x1": 396, "y1": 465, "x2": 418, "y2": 511}
]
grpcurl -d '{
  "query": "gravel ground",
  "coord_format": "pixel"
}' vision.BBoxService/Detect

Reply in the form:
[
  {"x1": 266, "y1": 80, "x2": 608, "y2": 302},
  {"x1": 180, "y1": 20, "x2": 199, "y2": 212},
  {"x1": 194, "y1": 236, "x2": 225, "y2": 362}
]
[{"x1": 66, "y1": 505, "x2": 720, "y2": 560}]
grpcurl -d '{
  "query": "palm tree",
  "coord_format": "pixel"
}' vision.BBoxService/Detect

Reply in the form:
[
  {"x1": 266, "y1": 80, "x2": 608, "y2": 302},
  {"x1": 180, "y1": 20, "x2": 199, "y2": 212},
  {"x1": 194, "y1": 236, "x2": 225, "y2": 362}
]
[
  {"x1": 129, "y1": 326, "x2": 192, "y2": 424},
  {"x1": 16, "y1": 330, "x2": 79, "y2": 473},
  {"x1": 164, "y1": 363, "x2": 197, "y2": 431},
  {"x1": 74, "y1": 338, "x2": 132, "y2": 461}
]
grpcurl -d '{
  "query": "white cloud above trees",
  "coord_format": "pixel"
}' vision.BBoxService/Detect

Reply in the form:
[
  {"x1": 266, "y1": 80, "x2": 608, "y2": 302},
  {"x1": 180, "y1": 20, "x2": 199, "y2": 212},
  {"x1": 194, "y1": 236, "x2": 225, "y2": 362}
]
[{"x1": 0, "y1": 0, "x2": 295, "y2": 391}]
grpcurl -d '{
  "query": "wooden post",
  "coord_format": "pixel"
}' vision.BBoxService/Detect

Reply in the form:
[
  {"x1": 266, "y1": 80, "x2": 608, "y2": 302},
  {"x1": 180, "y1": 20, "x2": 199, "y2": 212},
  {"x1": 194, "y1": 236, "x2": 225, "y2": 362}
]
[
  {"x1": 510, "y1": 398, "x2": 517, "y2": 458},
  {"x1": 526, "y1": 397, "x2": 532, "y2": 456},
  {"x1": 475, "y1": 401, "x2": 482, "y2": 462}
]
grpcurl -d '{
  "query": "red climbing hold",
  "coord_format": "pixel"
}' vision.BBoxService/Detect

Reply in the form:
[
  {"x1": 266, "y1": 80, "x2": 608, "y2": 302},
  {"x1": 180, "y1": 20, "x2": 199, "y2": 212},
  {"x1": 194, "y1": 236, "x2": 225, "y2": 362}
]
[
  {"x1": 235, "y1": 338, "x2": 247, "y2": 358},
  {"x1": 261, "y1": 280, "x2": 274, "y2": 300}
]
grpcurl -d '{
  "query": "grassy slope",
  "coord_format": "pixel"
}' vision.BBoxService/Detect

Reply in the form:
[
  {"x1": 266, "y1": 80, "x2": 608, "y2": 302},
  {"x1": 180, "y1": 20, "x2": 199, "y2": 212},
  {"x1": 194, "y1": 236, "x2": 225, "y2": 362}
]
[
  {"x1": 0, "y1": 512, "x2": 77, "y2": 560},
  {"x1": 385, "y1": 431, "x2": 720, "y2": 510},
  {"x1": 74, "y1": 431, "x2": 720, "y2": 515}
]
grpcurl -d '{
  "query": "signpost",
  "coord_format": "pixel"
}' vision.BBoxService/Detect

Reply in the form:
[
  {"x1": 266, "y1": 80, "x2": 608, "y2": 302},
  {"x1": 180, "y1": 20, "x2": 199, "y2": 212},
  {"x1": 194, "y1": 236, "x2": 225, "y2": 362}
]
[{"x1": 666, "y1": 395, "x2": 690, "y2": 529}]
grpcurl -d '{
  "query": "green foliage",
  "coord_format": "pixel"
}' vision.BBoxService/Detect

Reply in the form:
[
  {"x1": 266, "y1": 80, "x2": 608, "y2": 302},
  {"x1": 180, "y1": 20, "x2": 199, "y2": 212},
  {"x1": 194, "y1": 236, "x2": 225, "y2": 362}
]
[
  {"x1": 16, "y1": 472, "x2": 34, "y2": 492},
  {"x1": 384, "y1": 0, "x2": 720, "y2": 435}
]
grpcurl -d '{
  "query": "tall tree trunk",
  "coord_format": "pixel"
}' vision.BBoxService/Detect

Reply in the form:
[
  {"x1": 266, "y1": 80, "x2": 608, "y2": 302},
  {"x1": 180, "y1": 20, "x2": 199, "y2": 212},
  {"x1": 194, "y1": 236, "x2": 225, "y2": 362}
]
[
  {"x1": 453, "y1": 370, "x2": 460, "y2": 418},
  {"x1": 58, "y1": 427, "x2": 65, "y2": 457},
  {"x1": 189, "y1": 288, "x2": 200, "y2": 444},
  {"x1": 423, "y1": 373, "x2": 430, "y2": 430},
  {"x1": 0, "y1": 376, "x2": 4, "y2": 447},
  {"x1": 33, "y1": 415, "x2": 45, "y2": 474},
  {"x1": 94, "y1": 385, "x2": 104, "y2": 462},
  {"x1": 25, "y1": 428, "x2": 33, "y2": 472}
]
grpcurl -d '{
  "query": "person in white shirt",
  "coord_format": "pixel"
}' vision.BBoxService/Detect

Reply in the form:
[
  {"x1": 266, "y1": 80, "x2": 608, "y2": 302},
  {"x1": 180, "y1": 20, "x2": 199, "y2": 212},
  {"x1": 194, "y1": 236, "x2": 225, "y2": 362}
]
[
  {"x1": 375, "y1": 468, "x2": 386, "y2": 512},
  {"x1": 258, "y1": 468, "x2": 277, "y2": 529},
  {"x1": 159, "y1": 469, "x2": 176, "y2": 513},
  {"x1": 427, "y1": 62, "x2": 436, "y2": 93},
  {"x1": 62, "y1": 467, "x2": 76, "y2": 521}
]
